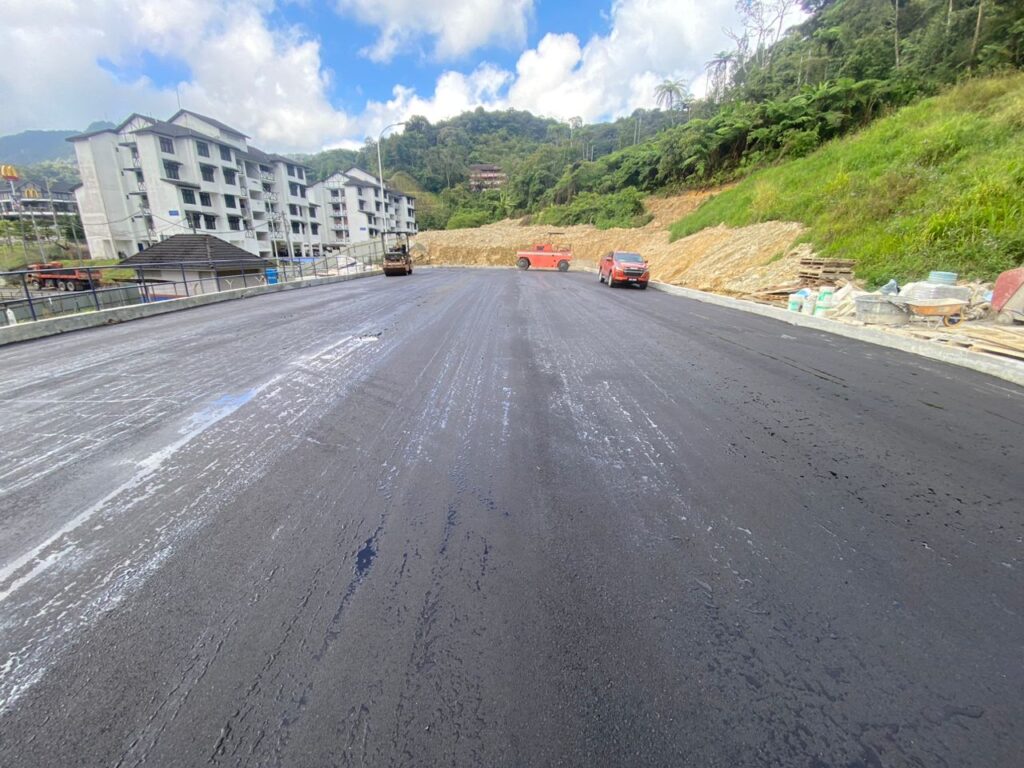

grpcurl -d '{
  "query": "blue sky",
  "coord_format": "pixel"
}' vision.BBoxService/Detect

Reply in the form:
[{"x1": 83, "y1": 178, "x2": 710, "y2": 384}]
[{"x1": 0, "y1": 0, "x2": 800, "y2": 152}]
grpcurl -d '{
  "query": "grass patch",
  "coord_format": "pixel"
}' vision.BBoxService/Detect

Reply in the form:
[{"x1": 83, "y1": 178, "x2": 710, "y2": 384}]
[{"x1": 669, "y1": 74, "x2": 1024, "y2": 285}]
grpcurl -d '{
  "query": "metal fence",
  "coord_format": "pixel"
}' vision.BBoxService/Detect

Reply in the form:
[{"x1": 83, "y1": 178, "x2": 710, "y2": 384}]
[{"x1": 0, "y1": 238, "x2": 395, "y2": 327}]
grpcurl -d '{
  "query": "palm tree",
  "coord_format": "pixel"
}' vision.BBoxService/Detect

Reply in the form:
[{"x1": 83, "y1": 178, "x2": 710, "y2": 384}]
[
  {"x1": 705, "y1": 52, "x2": 735, "y2": 103},
  {"x1": 654, "y1": 79, "x2": 688, "y2": 122}
]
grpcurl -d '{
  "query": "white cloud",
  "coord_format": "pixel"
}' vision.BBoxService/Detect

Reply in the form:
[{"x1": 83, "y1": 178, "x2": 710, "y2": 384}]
[
  {"x1": 0, "y1": 0, "x2": 352, "y2": 151},
  {"x1": 360, "y1": 64, "x2": 510, "y2": 139},
  {"x1": 335, "y1": 0, "x2": 534, "y2": 63},
  {"x1": 0, "y1": 0, "x2": 804, "y2": 153},
  {"x1": 361, "y1": 0, "x2": 756, "y2": 131},
  {"x1": 505, "y1": 0, "x2": 739, "y2": 122}
]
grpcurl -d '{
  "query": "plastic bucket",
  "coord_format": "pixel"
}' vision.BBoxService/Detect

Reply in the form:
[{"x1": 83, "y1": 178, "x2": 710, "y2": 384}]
[
  {"x1": 928, "y1": 271, "x2": 958, "y2": 285},
  {"x1": 801, "y1": 291, "x2": 818, "y2": 315},
  {"x1": 814, "y1": 287, "x2": 835, "y2": 317}
]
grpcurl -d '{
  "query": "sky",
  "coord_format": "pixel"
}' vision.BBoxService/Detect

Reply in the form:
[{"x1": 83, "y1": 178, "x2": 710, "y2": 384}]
[{"x1": 0, "y1": 0, "x2": 802, "y2": 153}]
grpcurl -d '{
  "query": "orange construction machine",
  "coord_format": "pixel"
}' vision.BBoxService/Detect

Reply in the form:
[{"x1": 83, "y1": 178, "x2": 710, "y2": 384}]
[{"x1": 515, "y1": 234, "x2": 572, "y2": 272}]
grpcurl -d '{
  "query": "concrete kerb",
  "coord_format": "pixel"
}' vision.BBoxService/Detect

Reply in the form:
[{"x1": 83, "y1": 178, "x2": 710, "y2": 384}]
[
  {"x1": 422, "y1": 265, "x2": 1024, "y2": 388},
  {"x1": 0, "y1": 269, "x2": 383, "y2": 348}
]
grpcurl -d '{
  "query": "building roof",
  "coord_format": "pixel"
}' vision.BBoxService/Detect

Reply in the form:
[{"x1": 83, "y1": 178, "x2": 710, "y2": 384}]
[
  {"x1": 68, "y1": 113, "x2": 157, "y2": 142},
  {"x1": 170, "y1": 110, "x2": 250, "y2": 138},
  {"x1": 469, "y1": 163, "x2": 504, "y2": 172},
  {"x1": 134, "y1": 121, "x2": 217, "y2": 142},
  {"x1": 119, "y1": 234, "x2": 269, "y2": 268}
]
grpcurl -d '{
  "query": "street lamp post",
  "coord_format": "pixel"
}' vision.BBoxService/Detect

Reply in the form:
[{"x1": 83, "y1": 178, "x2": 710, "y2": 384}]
[{"x1": 376, "y1": 121, "x2": 405, "y2": 264}]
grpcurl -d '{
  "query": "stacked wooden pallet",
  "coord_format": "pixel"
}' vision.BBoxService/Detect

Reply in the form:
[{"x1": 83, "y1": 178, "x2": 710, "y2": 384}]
[
  {"x1": 798, "y1": 257, "x2": 856, "y2": 285},
  {"x1": 906, "y1": 325, "x2": 1024, "y2": 361}
]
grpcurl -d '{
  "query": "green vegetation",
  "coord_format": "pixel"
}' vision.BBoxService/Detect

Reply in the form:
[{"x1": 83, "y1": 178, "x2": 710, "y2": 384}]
[
  {"x1": 536, "y1": 188, "x2": 651, "y2": 230},
  {"x1": 669, "y1": 75, "x2": 1024, "y2": 284}
]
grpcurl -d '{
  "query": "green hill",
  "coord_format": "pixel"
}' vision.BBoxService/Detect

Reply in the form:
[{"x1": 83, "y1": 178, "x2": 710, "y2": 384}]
[{"x1": 669, "y1": 75, "x2": 1024, "y2": 285}]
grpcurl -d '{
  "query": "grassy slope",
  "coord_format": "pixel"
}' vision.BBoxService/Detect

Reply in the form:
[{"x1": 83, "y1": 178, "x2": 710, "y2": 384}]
[{"x1": 670, "y1": 75, "x2": 1024, "y2": 285}]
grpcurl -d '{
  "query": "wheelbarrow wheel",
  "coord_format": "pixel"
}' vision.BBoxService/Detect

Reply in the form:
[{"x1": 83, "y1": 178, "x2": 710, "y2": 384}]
[{"x1": 942, "y1": 313, "x2": 962, "y2": 327}]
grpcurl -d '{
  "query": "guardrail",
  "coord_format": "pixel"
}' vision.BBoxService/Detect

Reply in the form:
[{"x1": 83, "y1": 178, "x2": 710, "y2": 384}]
[{"x1": 0, "y1": 237, "x2": 398, "y2": 328}]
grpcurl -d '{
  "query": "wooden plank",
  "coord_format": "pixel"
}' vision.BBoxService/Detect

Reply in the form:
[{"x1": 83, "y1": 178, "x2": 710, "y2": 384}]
[{"x1": 969, "y1": 343, "x2": 1024, "y2": 361}]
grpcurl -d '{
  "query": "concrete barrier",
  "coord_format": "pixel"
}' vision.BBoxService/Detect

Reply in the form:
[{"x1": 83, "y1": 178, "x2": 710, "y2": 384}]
[{"x1": 0, "y1": 269, "x2": 382, "y2": 348}]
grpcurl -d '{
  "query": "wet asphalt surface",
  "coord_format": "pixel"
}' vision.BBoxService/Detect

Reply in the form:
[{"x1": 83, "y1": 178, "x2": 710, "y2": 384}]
[{"x1": 0, "y1": 268, "x2": 1021, "y2": 767}]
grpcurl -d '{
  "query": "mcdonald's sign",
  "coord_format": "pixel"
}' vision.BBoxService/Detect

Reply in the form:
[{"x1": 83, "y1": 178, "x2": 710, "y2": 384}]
[{"x1": 1, "y1": 165, "x2": 19, "y2": 181}]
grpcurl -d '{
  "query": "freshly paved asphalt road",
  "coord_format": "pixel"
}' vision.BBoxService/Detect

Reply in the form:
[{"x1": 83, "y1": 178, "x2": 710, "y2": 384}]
[{"x1": 0, "y1": 268, "x2": 1021, "y2": 767}]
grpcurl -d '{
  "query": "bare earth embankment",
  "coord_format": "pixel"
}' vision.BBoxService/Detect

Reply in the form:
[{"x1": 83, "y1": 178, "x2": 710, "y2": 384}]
[{"x1": 413, "y1": 190, "x2": 807, "y2": 296}]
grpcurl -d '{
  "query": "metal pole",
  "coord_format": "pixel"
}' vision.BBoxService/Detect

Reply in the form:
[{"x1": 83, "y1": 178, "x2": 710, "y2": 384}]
[
  {"x1": 46, "y1": 179, "x2": 60, "y2": 244},
  {"x1": 376, "y1": 121, "x2": 406, "y2": 264},
  {"x1": 29, "y1": 209, "x2": 45, "y2": 260},
  {"x1": 86, "y1": 267, "x2": 101, "y2": 311},
  {"x1": 181, "y1": 264, "x2": 190, "y2": 297},
  {"x1": 21, "y1": 273, "x2": 37, "y2": 322}
]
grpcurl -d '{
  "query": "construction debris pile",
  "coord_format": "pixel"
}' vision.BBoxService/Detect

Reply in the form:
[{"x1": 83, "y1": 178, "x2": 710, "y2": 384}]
[{"x1": 780, "y1": 267, "x2": 1024, "y2": 364}]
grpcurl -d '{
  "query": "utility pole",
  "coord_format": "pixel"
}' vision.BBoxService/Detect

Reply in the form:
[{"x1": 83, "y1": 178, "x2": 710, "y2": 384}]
[
  {"x1": 45, "y1": 178, "x2": 60, "y2": 247},
  {"x1": 376, "y1": 121, "x2": 406, "y2": 261}
]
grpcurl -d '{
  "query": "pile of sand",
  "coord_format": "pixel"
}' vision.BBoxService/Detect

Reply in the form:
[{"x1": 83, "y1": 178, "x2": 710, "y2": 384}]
[{"x1": 412, "y1": 189, "x2": 809, "y2": 296}]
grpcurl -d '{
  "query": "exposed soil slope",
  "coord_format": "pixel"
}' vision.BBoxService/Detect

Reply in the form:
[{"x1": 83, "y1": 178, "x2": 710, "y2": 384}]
[{"x1": 413, "y1": 189, "x2": 805, "y2": 295}]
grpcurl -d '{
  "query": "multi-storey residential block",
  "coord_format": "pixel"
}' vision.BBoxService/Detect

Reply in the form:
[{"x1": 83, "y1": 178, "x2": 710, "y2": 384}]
[
  {"x1": 309, "y1": 167, "x2": 416, "y2": 250},
  {"x1": 68, "y1": 111, "x2": 321, "y2": 260},
  {"x1": 468, "y1": 163, "x2": 507, "y2": 191}
]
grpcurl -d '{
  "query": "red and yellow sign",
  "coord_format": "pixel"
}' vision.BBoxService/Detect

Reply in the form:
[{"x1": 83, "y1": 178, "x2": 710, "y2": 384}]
[{"x1": 0, "y1": 164, "x2": 19, "y2": 181}]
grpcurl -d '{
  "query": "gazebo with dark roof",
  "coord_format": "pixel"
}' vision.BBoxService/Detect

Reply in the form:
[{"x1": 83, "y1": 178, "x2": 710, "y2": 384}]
[{"x1": 119, "y1": 234, "x2": 271, "y2": 299}]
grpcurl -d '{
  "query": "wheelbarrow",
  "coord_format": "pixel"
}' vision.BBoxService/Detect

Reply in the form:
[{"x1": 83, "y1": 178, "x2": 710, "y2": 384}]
[{"x1": 904, "y1": 298, "x2": 969, "y2": 327}]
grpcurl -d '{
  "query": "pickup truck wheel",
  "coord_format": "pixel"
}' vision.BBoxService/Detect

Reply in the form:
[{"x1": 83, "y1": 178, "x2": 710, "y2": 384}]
[
  {"x1": 606, "y1": 273, "x2": 615, "y2": 288},
  {"x1": 598, "y1": 270, "x2": 604, "y2": 283},
  {"x1": 516, "y1": 257, "x2": 530, "y2": 270},
  {"x1": 639, "y1": 283, "x2": 648, "y2": 290},
  {"x1": 557, "y1": 260, "x2": 569, "y2": 272}
]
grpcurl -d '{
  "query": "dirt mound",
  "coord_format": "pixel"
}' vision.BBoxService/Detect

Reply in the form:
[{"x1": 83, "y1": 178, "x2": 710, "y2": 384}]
[{"x1": 413, "y1": 189, "x2": 807, "y2": 296}]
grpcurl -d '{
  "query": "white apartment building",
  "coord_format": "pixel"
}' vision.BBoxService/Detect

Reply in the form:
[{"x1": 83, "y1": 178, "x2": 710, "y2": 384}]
[
  {"x1": 69, "y1": 110, "x2": 321, "y2": 260},
  {"x1": 310, "y1": 167, "x2": 416, "y2": 250}
]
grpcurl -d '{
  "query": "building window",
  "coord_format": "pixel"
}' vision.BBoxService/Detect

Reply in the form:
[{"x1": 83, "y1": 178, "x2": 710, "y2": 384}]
[
  {"x1": 200, "y1": 192, "x2": 212, "y2": 207},
  {"x1": 297, "y1": 168, "x2": 304, "y2": 180},
  {"x1": 163, "y1": 161, "x2": 180, "y2": 180},
  {"x1": 182, "y1": 189, "x2": 196, "y2": 205},
  {"x1": 204, "y1": 215, "x2": 216, "y2": 230},
  {"x1": 223, "y1": 169, "x2": 236, "y2": 185},
  {"x1": 159, "y1": 137, "x2": 175, "y2": 153},
  {"x1": 187, "y1": 211, "x2": 202, "y2": 230},
  {"x1": 228, "y1": 217, "x2": 241, "y2": 231},
  {"x1": 311, "y1": 223, "x2": 319, "y2": 235},
  {"x1": 220, "y1": 145, "x2": 232, "y2": 162},
  {"x1": 330, "y1": 189, "x2": 339, "y2": 198},
  {"x1": 332, "y1": 203, "x2": 340, "y2": 212},
  {"x1": 196, "y1": 141, "x2": 210, "y2": 157},
  {"x1": 225, "y1": 194, "x2": 236, "y2": 209},
  {"x1": 200, "y1": 165, "x2": 216, "y2": 183},
  {"x1": 287, "y1": 165, "x2": 295, "y2": 177},
  {"x1": 291, "y1": 221, "x2": 300, "y2": 234},
  {"x1": 288, "y1": 204, "x2": 298, "y2": 215}
]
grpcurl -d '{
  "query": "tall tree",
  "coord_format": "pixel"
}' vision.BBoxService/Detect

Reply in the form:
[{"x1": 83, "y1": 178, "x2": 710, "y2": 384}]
[{"x1": 655, "y1": 79, "x2": 689, "y2": 121}]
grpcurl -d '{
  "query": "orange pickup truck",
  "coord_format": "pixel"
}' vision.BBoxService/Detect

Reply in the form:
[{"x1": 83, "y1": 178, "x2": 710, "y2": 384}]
[{"x1": 598, "y1": 251, "x2": 650, "y2": 289}]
